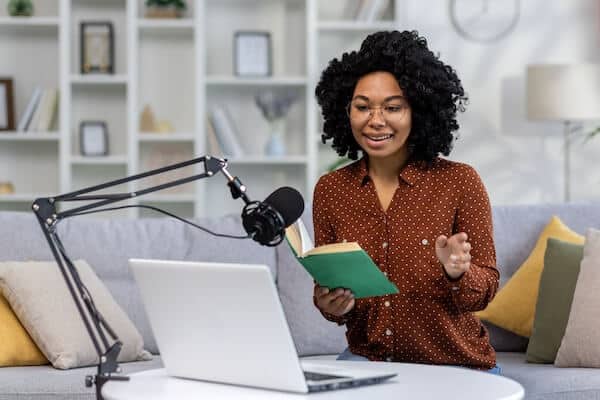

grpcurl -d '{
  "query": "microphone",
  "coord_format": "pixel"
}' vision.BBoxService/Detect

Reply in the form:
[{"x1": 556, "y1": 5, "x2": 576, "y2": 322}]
[{"x1": 242, "y1": 186, "x2": 304, "y2": 246}]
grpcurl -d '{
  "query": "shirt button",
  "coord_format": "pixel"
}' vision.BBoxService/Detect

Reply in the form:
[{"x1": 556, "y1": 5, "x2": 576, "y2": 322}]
[
  {"x1": 342, "y1": 239, "x2": 347, "y2": 243},
  {"x1": 421, "y1": 239, "x2": 429, "y2": 245},
  {"x1": 382, "y1": 242, "x2": 388, "y2": 249},
  {"x1": 383, "y1": 272, "x2": 388, "y2": 277},
  {"x1": 385, "y1": 329, "x2": 392, "y2": 336},
  {"x1": 386, "y1": 357, "x2": 393, "y2": 362},
  {"x1": 384, "y1": 301, "x2": 390, "y2": 307},
  {"x1": 452, "y1": 286, "x2": 459, "y2": 291}
]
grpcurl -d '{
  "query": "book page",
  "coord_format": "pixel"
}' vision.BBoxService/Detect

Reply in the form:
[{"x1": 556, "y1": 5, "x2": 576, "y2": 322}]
[
  {"x1": 296, "y1": 219, "x2": 314, "y2": 254},
  {"x1": 304, "y1": 242, "x2": 362, "y2": 257}
]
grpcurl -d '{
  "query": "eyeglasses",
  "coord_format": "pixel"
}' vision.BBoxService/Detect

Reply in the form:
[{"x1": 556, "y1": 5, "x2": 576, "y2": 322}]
[{"x1": 346, "y1": 100, "x2": 410, "y2": 123}]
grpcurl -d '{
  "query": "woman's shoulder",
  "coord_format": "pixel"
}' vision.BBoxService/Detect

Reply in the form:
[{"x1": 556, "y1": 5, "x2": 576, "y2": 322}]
[
  {"x1": 428, "y1": 157, "x2": 480, "y2": 178},
  {"x1": 315, "y1": 159, "x2": 363, "y2": 190}
]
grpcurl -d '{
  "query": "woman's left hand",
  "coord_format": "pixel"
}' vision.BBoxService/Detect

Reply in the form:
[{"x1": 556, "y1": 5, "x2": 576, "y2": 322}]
[{"x1": 435, "y1": 232, "x2": 472, "y2": 280}]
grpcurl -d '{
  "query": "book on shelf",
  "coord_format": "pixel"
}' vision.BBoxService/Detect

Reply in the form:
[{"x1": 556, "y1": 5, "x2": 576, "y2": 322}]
[
  {"x1": 285, "y1": 219, "x2": 399, "y2": 299},
  {"x1": 206, "y1": 117, "x2": 223, "y2": 156},
  {"x1": 355, "y1": 0, "x2": 390, "y2": 22},
  {"x1": 208, "y1": 105, "x2": 245, "y2": 157},
  {"x1": 25, "y1": 88, "x2": 59, "y2": 132},
  {"x1": 16, "y1": 87, "x2": 42, "y2": 132}
]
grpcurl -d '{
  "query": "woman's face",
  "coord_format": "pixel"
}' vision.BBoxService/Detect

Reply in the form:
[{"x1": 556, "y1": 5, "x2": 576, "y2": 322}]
[{"x1": 348, "y1": 71, "x2": 412, "y2": 161}]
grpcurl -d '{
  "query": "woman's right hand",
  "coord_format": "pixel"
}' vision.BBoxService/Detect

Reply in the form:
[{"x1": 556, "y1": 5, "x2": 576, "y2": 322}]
[{"x1": 314, "y1": 284, "x2": 355, "y2": 317}]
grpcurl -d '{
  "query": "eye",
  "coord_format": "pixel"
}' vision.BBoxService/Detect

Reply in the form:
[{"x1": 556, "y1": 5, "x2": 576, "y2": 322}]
[
  {"x1": 354, "y1": 104, "x2": 370, "y2": 112},
  {"x1": 384, "y1": 105, "x2": 405, "y2": 113}
]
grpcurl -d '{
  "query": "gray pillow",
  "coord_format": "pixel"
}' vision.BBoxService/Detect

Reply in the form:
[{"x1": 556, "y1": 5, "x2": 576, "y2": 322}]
[
  {"x1": 0, "y1": 260, "x2": 151, "y2": 369},
  {"x1": 555, "y1": 229, "x2": 600, "y2": 367},
  {"x1": 526, "y1": 238, "x2": 583, "y2": 363}
]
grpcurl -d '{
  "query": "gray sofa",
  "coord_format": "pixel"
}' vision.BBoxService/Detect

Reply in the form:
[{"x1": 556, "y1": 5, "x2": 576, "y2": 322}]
[{"x1": 1, "y1": 202, "x2": 600, "y2": 400}]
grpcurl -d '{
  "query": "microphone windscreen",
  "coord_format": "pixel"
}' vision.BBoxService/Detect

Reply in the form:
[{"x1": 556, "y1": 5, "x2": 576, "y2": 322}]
[{"x1": 264, "y1": 186, "x2": 304, "y2": 227}]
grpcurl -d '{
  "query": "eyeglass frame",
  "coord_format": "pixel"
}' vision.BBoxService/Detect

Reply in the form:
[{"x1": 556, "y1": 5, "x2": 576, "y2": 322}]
[{"x1": 345, "y1": 97, "x2": 410, "y2": 123}]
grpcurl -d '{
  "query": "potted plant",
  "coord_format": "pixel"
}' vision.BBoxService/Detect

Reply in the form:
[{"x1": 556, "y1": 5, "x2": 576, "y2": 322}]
[
  {"x1": 7, "y1": 0, "x2": 33, "y2": 17},
  {"x1": 145, "y1": 0, "x2": 187, "y2": 19}
]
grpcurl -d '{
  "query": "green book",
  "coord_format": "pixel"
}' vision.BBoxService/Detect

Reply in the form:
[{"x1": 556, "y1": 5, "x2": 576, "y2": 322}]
[{"x1": 285, "y1": 220, "x2": 399, "y2": 299}]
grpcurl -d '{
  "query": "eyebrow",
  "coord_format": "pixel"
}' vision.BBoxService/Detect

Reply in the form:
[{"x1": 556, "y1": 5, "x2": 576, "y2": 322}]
[{"x1": 352, "y1": 95, "x2": 406, "y2": 102}]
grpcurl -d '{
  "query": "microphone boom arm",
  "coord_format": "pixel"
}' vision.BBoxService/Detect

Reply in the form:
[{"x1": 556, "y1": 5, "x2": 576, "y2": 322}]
[{"x1": 31, "y1": 155, "x2": 249, "y2": 400}]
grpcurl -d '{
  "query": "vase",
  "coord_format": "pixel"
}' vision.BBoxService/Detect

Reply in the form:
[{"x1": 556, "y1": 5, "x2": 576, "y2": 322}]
[{"x1": 265, "y1": 118, "x2": 286, "y2": 157}]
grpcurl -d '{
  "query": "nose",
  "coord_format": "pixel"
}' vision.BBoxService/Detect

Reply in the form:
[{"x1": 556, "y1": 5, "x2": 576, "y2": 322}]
[{"x1": 368, "y1": 107, "x2": 386, "y2": 126}]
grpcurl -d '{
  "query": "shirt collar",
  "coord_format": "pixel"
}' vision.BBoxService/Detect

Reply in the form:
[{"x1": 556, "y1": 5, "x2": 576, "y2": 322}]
[{"x1": 352, "y1": 156, "x2": 428, "y2": 187}]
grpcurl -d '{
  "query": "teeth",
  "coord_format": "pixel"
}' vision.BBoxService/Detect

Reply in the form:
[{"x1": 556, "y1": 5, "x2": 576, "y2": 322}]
[{"x1": 366, "y1": 134, "x2": 393, "y2": 141}]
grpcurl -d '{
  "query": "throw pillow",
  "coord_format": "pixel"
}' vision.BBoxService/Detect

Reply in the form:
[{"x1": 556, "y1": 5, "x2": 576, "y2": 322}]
[
  {"x1": 476, "y1": 216, "x2": 584, "y2": 337},
  {"x1": 0, "y1": 293, "x2": 48, "y2": 366},
  {"x1": 0, "y1": 260, "x2": 152, "y2": 370},
  {"x1": 555, "y1": 228, "x2": 600, "y2": 367},
  {"x1": 525, "y1": 239, "x2": 583, "y2": 363}
]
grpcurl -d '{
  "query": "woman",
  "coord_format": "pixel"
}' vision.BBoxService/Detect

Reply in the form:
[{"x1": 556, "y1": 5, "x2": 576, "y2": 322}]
[{"x1": 313, "y1": 30, "x2": 500, "y2": 373}]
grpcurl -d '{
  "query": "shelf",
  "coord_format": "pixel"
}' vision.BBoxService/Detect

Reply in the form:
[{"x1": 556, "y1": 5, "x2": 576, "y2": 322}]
[
  {"x1": 223, "y1": 156, "x2": 308, "y2": 165},
  {"x1": 0, "y1": 193, "x2": 49, "y2": 202},
  {"x1": 0, "y1": 132, "x2": 60, "y2": 141},
  {"x1": 318, "y1": 20, "x2": 396, "y2": 32},
  {"x1": 70, "y1": 75, "x2": 128, "y2": 85},
  {"x1": 0, "y1": 16, "x2": 59, "y2": 27},
  {"x1": 138, "y1": 132, "x2": 195, "y2": 142},
  {"x1": 71, "y1": 155, "x2": 128, "y2": 165},
  {"x1": 137, "y1": 18, "x2": 194, "y2": 31},
  {"x1": 206, "y1": 76, "x2": 307, "y2": 87}
]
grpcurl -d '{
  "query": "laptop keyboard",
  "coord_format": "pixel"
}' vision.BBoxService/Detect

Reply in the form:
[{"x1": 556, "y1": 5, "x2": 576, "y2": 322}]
[{"x1": 304, "y1": 371, "x2": 347, "y2": 381}]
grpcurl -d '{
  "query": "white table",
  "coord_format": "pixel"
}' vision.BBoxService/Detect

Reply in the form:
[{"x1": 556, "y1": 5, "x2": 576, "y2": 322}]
[{"x1": 102, "y1": 360, "x2": 524, "y2": 400}]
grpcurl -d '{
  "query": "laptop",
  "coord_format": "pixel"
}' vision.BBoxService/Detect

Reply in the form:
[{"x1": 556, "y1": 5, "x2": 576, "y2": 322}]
[{"x1": 129, "y1": 259, "x2": 397, "y2": 393}]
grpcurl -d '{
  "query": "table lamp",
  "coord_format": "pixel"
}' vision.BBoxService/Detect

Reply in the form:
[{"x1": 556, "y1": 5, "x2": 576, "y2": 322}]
[{"x1": 526, "y1": 63, "x2": 600, "y2": 202}]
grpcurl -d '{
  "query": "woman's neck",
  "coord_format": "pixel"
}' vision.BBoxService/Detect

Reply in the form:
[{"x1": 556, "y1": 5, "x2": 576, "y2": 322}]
[{"x1": 366, "y1": 152, "x2": 409, "y2": 183}]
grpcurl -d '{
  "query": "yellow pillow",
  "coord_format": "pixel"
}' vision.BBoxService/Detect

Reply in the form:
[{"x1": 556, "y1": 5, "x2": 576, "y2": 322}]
[
  {"x1": 476, "y1": 216, "x2": 584, "y2": 337},
  {"x1": 0, "y1": 293, "x2": 48, "y2": 366}
]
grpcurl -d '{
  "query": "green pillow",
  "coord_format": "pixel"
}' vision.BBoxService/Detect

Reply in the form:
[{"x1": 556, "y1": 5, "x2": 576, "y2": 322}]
[{"x1": 526, "y1": 238, "x2": 584, "y2": 363}]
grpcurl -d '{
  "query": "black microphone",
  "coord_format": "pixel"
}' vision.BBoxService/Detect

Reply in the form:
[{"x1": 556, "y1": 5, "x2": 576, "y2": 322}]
[{"x1": 242, "y1": 186, "x2": 304, "y2": 246}]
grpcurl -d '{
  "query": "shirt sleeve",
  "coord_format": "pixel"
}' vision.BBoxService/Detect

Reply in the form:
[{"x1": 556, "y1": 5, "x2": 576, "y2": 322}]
[
  {"x1": 311, "y1": 176, "x2": 348, "y2": 325},
  {"x1": 444, "y1": 165, "x2": 499, "y2": 312}
]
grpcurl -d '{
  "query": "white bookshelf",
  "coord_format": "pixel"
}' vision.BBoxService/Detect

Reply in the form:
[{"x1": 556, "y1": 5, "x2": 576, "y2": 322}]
[{"x1": 0, "y1": 0, "x2": 400, "y2": 217}]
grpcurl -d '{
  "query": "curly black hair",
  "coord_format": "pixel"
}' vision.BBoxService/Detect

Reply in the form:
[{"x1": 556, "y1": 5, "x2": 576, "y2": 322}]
[{"x1": 315, "y1": 30, "x2": 467, "y2": 165}]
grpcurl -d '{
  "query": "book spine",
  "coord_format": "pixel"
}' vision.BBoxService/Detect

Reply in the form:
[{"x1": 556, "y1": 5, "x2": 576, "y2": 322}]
[
  {"x1": 17, "y1": 87, "x2": 42, "y2": 132},
  {"x1": 37, "y1": 88, "x2": 58, "y2": 131},
  {"x1": 27, "y1": 89, "x2": 47, "y2": 132},
  {"x1": 209, "y1": 105, "x2": 244, "y2": 157}
]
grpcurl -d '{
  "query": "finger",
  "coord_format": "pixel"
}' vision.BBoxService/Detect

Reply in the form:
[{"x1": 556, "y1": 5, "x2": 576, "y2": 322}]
[
  {"x1": 435, "y1": 235, "x2": 448, "y2": 248},
  {"x1": 340, "y1": 298, "x2": 355, "y2": 315},
  {"x1": 457, "y1": 232, "x2": 468, "y2": 242},
  {"x1": 331, "y1": 290, "x2": 353, "y2": 310},
  {"x1": 463, "y1": 242, "x2": 471, "y2": 252},
  {"x1": 315, "y1": 286, "x2": 330, "y2": 298},
  {"x1": 333, "y1": 293, "x2": 355, "y2": 315}
]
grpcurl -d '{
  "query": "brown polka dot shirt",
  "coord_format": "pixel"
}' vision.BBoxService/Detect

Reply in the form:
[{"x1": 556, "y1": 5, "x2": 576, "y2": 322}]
[{"x1": 312, "y1": 157, "x2": 499, "y2": 369}]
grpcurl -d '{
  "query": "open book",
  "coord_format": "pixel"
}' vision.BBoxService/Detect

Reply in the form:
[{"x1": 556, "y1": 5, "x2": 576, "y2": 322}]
[{"x1": 285, "y1": 220, "x2": 399, "y2": 299}]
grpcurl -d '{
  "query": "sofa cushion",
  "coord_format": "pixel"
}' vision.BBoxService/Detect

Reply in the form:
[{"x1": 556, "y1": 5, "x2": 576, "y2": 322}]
[
  {"x1": 555, "y1": 228, "x2": 600, "y2": 367},
  {"x1": 0, "y1": 294, "x2": 47, "y2": 367},
  {"x1": 0, "y1": 212, "x2": 277, "y2": 355},
  {"x1": 0, "y1": 355, "x2": 163, "y2": 400},
  {"x1": 0, "y1": 260, "x2": 152, "y2": 369},
  {"x1": 497, "y1": 352, "x2": 600, "y2": 400},
  {"x1": 526, "y1": 239, "x2": 583, "y2": 363},
  {"x1": 477, "y1": 216, "x2": 584, "y2": 337}
]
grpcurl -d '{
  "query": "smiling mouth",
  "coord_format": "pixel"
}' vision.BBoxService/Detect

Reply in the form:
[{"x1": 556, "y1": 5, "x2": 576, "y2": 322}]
[{"x1": 364, "y1": 134, "x2": 394, "y2": 142}]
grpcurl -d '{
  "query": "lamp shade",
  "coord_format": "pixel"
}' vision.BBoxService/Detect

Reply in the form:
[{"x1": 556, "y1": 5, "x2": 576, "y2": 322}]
[{"x1": 526, "y1": 64, "x2": 600, "y2": 121}]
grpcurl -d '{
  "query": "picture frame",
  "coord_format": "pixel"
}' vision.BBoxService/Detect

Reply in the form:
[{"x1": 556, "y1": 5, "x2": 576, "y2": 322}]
[
  {"x1": 234, "y1": 31, "x2": 272, "y2": 77},
  {"x1": 0, "y1": 78, "x2": 15, "y2": 131},
  {"x1": 80, "y1": 121, "x2": 109, "y2": 156},
  {"x1": 80, "y1": 21, "x2": 114, "y2": 74}
]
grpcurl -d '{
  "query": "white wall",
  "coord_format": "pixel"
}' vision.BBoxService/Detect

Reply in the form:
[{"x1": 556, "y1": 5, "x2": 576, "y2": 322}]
[{"x1": 398, "y1": 0, "x2": 600, "y2": 205}]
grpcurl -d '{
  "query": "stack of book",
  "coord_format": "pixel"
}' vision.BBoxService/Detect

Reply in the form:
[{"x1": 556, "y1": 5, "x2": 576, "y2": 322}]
[
  {"x1": 207, "y1": 105, "x2": 245, "y2": 157},
  {"x1": 347, "y1": 0, "x2": 391, "y2": 21},
  {"x1": 16, "y1": 87, "x2": 59, "y2": 133}
]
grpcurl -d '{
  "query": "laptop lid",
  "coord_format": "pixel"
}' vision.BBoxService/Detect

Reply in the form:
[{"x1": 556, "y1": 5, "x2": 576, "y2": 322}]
[{"x1": 129, "y1": 259, "x2": 309, "y2": 393}]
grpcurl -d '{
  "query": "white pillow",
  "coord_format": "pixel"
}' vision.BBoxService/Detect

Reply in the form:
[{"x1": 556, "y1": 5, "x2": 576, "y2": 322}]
[
  {"x1": 555, "y1": 228, "x2": 600, "y2": 367},
  {"x1": 0, "y1": 260, "x2": 151, "y2": 369}
]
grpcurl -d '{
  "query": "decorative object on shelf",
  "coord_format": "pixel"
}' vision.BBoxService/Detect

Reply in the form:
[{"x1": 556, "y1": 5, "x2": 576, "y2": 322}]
[
  {"x1": 7, "y1": 0, "x2": 33, "y2": 17},
  {"x1": 526, "y1": 64, "x2": 600, "y2": 202},
  {"x1": 0, "y1": 78, "x2": 15, "y2": 132},
  {"x1": 354, "y1": 0, "x2": 390, "y2": 21},
  {"x1": 139, "y1": 104, "x2": 157, "y2": 132},
  {"x1": 0, "y1": 182, "x2": 15, "y2": 195},
  {"x1": 80, "y1": 21, "x2": 114, "y2": 74},
  {"x1": 79, "y1": 121, "x2": 109, "y2": 156},
  {"x1": 155, "y1": 120, "x2": 174, "y2": 133},
  {"x1": 144, "y1": 0, "x2": 187, "y2": 19},
  {"x1": 234, "y1": 31, "x2": 272, "y2": 77},
  {"x1": 255, "y1": 90, "x2": 298, "y2": 156},
  {"x1": 209, "y1": 105, "x2": 244, "y2": 156},
  {"x1": 449, "y1": 0, "x2": 520, "y2": 43}
]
